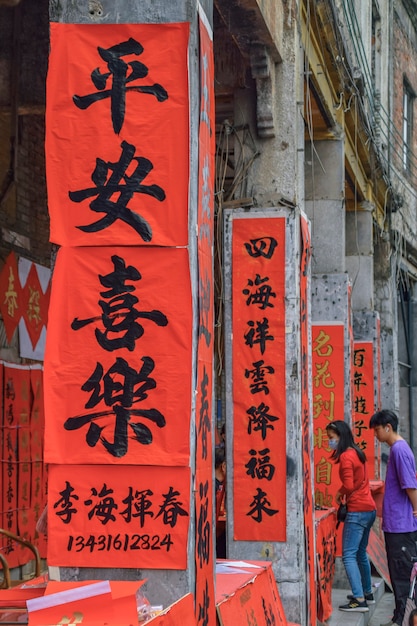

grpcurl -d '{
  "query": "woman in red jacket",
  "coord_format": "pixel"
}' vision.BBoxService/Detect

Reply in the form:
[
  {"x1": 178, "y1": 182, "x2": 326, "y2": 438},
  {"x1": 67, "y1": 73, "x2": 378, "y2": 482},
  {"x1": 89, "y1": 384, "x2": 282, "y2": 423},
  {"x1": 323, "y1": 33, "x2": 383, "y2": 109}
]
[{"x1": 326, "y1": 420, "x2": 377, "y2": 613}]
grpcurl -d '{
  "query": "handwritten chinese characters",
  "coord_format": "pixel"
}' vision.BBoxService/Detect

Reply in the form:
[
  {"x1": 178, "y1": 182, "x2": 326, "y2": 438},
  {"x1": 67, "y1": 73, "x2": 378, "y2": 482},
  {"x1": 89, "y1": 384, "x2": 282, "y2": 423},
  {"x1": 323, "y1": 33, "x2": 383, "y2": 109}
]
[
  {"x1": 44, "y1": 246, "x2": 192, "y2": 466},
  {"x1": 46, "y1": 23, "x2": 190, "y2": 247},
  {"x1": 312, "y1": 324, "x2": 345, "y2": 509},
  {"x1": 48, "y1": 464, "x2": 190, "y2": 569},
  {"x1": 352, "y1": 342, "x2": 376, "y2": 477},
  {"x1": 232, "y1": 218, "x2": 286, "y2": 541}
]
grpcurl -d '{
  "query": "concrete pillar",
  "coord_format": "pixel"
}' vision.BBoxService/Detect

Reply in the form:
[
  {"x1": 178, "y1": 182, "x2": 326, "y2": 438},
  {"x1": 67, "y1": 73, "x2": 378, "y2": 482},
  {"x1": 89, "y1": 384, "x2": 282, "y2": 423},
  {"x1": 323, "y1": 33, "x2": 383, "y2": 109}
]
[
  {"x1": 305, "y1": 138, "x2": 345, "y2": 274},
  {"x1": 311, "y1": 273, "x2": 353, "y2": 422},
  {"x1": 223, "y1": 207, "x2": 310, "y2": 625},
  {"x1": 346, "y1": 204, "x2": 374, "y2": 311}
]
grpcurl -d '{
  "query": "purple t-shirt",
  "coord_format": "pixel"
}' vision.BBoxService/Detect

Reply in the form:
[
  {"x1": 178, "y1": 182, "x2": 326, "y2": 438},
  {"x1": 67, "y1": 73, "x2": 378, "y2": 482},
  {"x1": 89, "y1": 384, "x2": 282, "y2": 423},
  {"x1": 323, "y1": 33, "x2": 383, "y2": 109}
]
[{"x1": 382, "y1": 439, "x2": 417, "y2": 533}]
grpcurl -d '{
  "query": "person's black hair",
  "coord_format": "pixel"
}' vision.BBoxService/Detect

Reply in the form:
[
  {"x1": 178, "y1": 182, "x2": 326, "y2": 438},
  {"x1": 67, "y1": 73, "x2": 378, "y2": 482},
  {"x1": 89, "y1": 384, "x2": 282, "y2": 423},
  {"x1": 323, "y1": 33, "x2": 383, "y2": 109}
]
[
  {"x1": 369, "y1": 409, "x2": 398, "y2": 432},
  {"x1": 325, "y1": 420, "x2": 366, "y2": 464},
  {"x1": 215, "y1": 446, "x2": 225, "y2": 468},
  {"x1": 409, "y1": 608, "x2": 417, "y2": 626}
]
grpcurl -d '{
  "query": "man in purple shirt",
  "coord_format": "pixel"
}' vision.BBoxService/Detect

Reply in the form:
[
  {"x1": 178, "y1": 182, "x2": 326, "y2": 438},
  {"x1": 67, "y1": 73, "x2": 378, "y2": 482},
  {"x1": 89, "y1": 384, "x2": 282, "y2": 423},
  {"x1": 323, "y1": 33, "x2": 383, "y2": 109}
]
[{"x1": 370, "y1": 409, "x2": 417, "y2": 626}]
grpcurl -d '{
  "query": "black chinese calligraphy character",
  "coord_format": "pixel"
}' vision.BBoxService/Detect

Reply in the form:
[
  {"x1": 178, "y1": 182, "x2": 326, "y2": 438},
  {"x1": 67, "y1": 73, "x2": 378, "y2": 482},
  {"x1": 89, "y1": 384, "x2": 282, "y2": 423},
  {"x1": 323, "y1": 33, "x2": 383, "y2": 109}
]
[
  {"x1": 197, "y1": 579, "x2": 210, "y2": 626},
  {"x1": 155, "y1": 486, "x2": 188, "y2": 528},
  {"x1": 245, "y1": 360, "x2": 275, "y2": 395},
  {"x1": 353, "y1": 370, "x2": 366, "y2": 391},
  {"x1": 199, "y1": 271, "x2": 212, "y2": 347},
  {"x1": 354, "y1": 396, "x2": 369, "y2": 415},
  {"x1": 245, "y1": 448, "x2": 275, "y2": 480},
  {"x1": 246, "y1": 402, "x2": 279, "y2": 439},
  {"x1": 244, "y1": 318, "x2": 274, "y2": 354},
  {"x1": 244, "y1": 237, "x2": 277, "y2": 259},
  {"x1": 64, "y1": 356, "x2": 166, "y2": 458},
  {"x1": 73, "y1": 38, "x2": 168, "y2": 134},
  {"x1": 71, "y1": 255, "x2": 168, "y2": 351},
  {"x1": 262, "y1": 597, "x2": 276, "y2": 626},
  {"x1": 120, "y1": 487, "x2": 154, "y2": 527},
  {"x1": 84, "y1": 483, "x2": 117, "y2": 525},
  {"x1": 5, "y1": 378, "x2": 15, "y2": 400},
  {"x1": 198, "y1": 367, "x2": 211, "y2": 460},
  {"x1": 353, "y1": 348, "x2": 365, "y2": 368},
  {"x1": 242, "y1": 274, "x2": 276, "y2": 310},
  {"x1": 69, "y1": 141, "x2": 165, "y2": 241},
  {"x1": 196, "y1": 480, "x2": 210, "y2": 568},
  {"x1": 247, "y1": 488, "x2": 278, "y2": 523},
  {"x1": 53, "y1": 481, "x2": 79, "y2": 524}
]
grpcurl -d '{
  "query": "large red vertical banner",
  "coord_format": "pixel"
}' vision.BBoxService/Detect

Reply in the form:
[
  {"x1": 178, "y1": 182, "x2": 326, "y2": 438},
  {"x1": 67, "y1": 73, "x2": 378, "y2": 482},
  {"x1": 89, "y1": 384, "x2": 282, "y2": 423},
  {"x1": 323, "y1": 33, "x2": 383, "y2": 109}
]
[
  {"x1": 195, "y1": 8, "x2": 216, "y2": 626},
  {"x1": 300, "y1": 215, "x2": 318, "y2": 625},
  {"x1": 232, "y1": 217, "x2": 286, "y2": 541},
  {"x1": 45, "y1": 22, "x2": 193, "y2": 571},
  {"x1": 352, "y1": 342, "x2": 376, "y2": 478},
  {"x1": 312, "y1": 323, "x2": 345, "y2": 509}
]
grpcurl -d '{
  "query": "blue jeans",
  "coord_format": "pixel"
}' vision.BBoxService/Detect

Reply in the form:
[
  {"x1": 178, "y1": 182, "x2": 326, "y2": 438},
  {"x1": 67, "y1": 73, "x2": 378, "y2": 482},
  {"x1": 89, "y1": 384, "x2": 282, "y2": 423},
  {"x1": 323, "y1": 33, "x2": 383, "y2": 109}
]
[{"x1": 342, "y1": 510, "x2": 376, "y2": 599}]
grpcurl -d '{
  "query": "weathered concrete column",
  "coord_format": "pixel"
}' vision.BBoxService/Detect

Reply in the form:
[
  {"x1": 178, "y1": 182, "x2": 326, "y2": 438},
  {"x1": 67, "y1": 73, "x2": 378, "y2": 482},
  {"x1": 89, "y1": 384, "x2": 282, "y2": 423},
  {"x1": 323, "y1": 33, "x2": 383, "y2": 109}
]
[
  {"x1": 346, "y1": 203, "x2": 374, "y2": 311},
  {"x1": 305, "y1": 138, "x2": 345, "y2": 274}
]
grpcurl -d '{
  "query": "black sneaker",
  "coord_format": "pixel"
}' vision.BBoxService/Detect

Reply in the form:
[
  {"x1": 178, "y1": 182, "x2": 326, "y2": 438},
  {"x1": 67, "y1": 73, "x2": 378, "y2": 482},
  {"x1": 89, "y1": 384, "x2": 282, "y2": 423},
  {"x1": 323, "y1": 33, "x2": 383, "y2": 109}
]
[
  {"x1": 347, "y1": 592, "x2": 375, "y2": 604},
  {"x1": 339, "y1": 598, "x2": 369, "y2": 612}
]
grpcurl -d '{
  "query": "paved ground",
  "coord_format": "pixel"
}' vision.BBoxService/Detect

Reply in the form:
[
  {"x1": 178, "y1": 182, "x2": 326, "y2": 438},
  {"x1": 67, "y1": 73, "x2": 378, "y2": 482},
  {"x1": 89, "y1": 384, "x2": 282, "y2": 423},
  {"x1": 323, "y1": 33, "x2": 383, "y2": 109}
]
[
  {"x1": 324, "y1": 579, "x2": 395, "y2": 626},
  {"x1": 368, "y1": 590, "x2": 395, "y2": 626}
]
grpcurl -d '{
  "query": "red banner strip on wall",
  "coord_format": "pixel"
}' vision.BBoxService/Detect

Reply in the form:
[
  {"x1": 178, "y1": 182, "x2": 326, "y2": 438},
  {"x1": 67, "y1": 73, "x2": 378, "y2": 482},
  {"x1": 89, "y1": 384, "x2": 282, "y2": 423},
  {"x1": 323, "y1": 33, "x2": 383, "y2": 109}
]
[{"x1": 232, "y1": 217, "x2": 286, "y2": 541}]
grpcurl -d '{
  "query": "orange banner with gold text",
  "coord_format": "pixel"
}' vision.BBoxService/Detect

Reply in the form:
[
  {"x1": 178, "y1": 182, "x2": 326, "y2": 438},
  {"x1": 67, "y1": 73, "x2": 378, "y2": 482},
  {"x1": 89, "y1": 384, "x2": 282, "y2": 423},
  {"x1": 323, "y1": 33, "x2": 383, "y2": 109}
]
[
  {"x1": 232, "y1": 217, "x2": 286, "y2": 541},
  {"x1": 312, "y1": 323, "x2": 345, "y2": 509}
]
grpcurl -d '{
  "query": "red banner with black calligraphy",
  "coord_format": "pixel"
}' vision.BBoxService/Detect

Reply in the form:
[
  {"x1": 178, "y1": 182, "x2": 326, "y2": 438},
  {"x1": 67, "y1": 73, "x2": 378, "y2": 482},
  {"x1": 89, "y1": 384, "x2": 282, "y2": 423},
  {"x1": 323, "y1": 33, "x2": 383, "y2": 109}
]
[
  {"x1": 195, "y1": 10, "x2": 216, "y2": 626},
  {"x1": 46, "y1": 23, "x2": 190, "y2": 248},
  {"x1": 232, "y1": 217, "x2": 286, "y2": 541},
  {"x1": 47, "y1": 464, "x2": 190, "y2": 569},
  {"x1": 315, "y1": 509, "x2": 336, "y2": 622},
  {"x1": 352, "y1": 341, "x2": 376, "y2": 478},
  {"x1": 44, "y1": 246, "x2": 192, "y2": 466}
]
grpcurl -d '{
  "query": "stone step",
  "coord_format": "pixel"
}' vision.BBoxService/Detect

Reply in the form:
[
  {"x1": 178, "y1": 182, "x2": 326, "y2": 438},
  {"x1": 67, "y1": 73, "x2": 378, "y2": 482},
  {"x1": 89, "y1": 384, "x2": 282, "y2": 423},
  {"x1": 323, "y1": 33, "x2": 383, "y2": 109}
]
[{"x1": 323, "y1": 578, "x2": 394, "y2": 626}]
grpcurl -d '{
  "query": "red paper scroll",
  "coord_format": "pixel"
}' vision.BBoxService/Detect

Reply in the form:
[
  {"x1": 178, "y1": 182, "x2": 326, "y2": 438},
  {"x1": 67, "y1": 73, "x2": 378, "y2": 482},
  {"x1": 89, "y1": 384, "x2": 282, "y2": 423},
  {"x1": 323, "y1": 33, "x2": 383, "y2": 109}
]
[
  {"x1": 315, "y1": 510, "x2": 336, "y2": 622},
  {"x1": 312, "y1": 323, "x2": 345, "y2": 509},
  {"x1": 195, "y1": 11, "x2": 216, "y2": 626},
  {"x1": 46, "y1": 23, "x2": 189, "y2": 248},
  {"x1": 300, "y1": 214, "x2": 317, "y2": 626},
  {"x1": 352, "y1": 341, "x2": 376, "y2": 477},
  {"x1": 44, "y1": 246, "x2": 192, "y2": 466},
  {"x1": 232, "y1": 217, "x2": 286, "y2": 541},
  {"x1": 47, "y1": 464, "x2": 190, "y2": 569}
]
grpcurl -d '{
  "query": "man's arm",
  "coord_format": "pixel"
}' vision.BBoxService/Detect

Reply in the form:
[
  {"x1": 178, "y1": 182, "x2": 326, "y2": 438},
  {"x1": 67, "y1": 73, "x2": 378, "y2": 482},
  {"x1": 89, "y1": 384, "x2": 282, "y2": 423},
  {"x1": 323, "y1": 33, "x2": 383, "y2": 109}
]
[{"x1": 406, "y1": 487, "x2": 417, "y2": 517}]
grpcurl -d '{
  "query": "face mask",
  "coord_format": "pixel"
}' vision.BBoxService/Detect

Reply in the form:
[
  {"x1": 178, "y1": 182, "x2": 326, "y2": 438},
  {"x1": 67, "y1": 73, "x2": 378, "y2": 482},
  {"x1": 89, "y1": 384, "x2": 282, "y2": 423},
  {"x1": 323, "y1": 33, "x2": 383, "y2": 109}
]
[{"x1": 328, "y1": 439, "x2": 338, "y2": 450}]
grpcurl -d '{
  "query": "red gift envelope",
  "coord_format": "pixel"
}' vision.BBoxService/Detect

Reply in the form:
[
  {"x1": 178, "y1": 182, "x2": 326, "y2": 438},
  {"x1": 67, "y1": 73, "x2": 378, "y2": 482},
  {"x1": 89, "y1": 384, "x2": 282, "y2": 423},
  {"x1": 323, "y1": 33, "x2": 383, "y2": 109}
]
[{"x1": 27, "y1": 580, "x2": 143, "y2": 625}]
